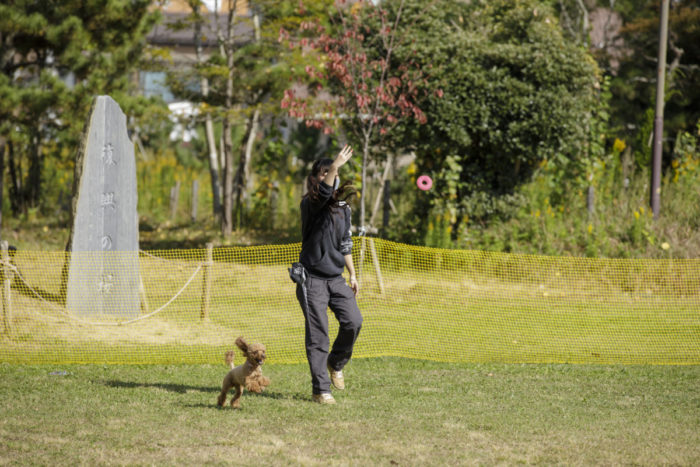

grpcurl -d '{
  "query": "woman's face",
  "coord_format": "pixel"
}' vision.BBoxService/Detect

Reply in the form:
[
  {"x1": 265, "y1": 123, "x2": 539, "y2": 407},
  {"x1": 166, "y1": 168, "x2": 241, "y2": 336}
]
[
  {"x1": 312, "y1": 163, "x2": 337, "y2": 189},
  {"x1": 314, "y1": 167, "x2": 331, "y2": 183}
]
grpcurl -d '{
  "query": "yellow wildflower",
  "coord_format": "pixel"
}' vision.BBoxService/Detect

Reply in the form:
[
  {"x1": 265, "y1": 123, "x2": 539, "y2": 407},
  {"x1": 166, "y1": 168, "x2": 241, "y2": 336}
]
[{"x1": 613, "y1": 138, "x2": 626, "y2": 153}]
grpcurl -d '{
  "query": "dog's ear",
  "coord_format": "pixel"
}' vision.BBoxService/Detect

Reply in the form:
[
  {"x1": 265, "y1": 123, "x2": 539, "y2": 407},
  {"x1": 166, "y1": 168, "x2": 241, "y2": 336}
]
[{"x1": 235, "y1": 336, "x2": 248, "y2": 353}]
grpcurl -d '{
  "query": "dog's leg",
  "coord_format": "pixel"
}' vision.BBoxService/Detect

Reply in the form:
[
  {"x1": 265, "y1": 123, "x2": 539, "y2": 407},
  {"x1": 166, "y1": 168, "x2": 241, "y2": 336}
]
[
  {"x1": 218, "y1": 375, "x2": 233, "y2": 407},
  {"x1": 217, "y1": 382, "x2": 231, "y2": 407},
  {"x1": 217, "y1": 387, "x2": 228, "y2": 407},
  {"x1": 231, "y1": 384, "x2": 243, "y2": 409}
]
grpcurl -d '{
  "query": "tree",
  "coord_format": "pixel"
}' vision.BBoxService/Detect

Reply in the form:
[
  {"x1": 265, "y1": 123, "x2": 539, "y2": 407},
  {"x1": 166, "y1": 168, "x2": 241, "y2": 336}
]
[
  {"x1": 390, "y1": 0, "x2": 599, "y2": 238},
  {"x1": 0, "y1": 0, "x2": 164, "y2": 219},
  {"x1": 167, "y1": 0, "x2": 334, "y2": 235},
  {"x1": 168, "y1": 0, "x2": 224, "y2": 218},
  {"x1": 612, "y1": 0, "x2": 700, "y2": 167},
  {"x1": 552, "y1": 0, "x2": 700, "y2": 170},
  {"x1": 280, "y1": 0, "x2": 436, "y2": 230}
]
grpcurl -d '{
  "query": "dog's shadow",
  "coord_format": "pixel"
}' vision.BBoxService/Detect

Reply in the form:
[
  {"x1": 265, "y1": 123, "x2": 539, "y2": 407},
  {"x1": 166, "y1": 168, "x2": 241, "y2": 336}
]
[
  {"x1": 102, "y1": 379, "x2": 217, "y2": 394},
  {"x1": 101, "y1": 379, "x2": 309, "y2": 408}
]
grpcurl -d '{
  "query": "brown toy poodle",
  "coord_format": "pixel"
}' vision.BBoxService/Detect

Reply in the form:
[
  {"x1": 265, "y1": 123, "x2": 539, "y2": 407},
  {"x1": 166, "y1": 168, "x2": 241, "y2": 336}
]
[{"x1": 217, "y1": 336, "x2": 270, "y2": 409}]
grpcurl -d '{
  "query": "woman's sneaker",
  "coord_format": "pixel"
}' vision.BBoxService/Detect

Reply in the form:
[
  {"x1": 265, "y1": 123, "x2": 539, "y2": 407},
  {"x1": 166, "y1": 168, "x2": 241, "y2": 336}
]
[
  {"x1": 312, "y1": 392, "x2": 336, "y2": 404},
  {"x1": 327, "y1": 365, "x2": 345, "y2": 390}
]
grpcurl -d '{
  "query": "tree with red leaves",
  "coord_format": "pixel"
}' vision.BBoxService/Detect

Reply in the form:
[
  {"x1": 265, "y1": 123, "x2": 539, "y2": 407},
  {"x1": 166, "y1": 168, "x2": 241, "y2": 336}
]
[{"x1": 280, "y1": 0, "x2": 437, "y2": 230}]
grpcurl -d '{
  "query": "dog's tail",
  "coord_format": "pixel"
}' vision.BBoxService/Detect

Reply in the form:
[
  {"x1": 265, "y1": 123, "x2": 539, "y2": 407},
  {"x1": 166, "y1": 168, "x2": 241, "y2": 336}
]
[{"x1": 225, "y1": 350, "x2": 235, "y2": 369}]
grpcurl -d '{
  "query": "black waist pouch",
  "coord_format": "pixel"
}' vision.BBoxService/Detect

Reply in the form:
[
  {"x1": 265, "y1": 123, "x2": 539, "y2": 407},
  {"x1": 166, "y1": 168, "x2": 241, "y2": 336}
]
[{"x1": 288, "y1": 262, "x2": 307, "y2": 285}]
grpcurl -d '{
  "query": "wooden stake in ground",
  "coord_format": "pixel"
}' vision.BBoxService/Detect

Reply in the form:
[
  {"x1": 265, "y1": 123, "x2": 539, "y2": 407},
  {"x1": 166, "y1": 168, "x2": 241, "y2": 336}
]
[
  {"x1": 200, "y1": 242, "x2": 214, "y2": 322},
  {"x1": 139, "y1": 274, "x2": 149, "y2": 314},
  {"x1": 369, "y1": 238, "x2": 385, "y2": 295},
  {"x1": 1, "y1": 241, "x2": 12, "y2": 335},
  {"x1": 170, "y1": 181, "x2": 181, "y2": 222},
  {"x1": 191, "y1": 179, "x2": 199, "y2": 223}
]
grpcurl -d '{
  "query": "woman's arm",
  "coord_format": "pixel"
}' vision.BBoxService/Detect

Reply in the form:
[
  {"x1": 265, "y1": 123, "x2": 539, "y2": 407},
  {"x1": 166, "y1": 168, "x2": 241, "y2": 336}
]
[
  {"x1": 323, "y1": 145, "x2": 353, "y2": 186},
  {"x1": 344, "y1": 254, "x2": 359, "y2": 296}
]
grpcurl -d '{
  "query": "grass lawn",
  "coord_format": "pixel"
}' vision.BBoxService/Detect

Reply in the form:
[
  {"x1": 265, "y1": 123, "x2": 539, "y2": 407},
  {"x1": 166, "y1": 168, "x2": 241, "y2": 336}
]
[{"x1": 1, "y1": 358, "x2": 699, "y2": 465}]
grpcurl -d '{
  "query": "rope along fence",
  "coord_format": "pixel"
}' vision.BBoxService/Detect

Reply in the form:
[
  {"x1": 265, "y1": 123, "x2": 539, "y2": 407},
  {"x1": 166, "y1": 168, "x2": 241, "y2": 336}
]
[{"x1": 1, "y1": 238, "x2": 699, "y2": 365}]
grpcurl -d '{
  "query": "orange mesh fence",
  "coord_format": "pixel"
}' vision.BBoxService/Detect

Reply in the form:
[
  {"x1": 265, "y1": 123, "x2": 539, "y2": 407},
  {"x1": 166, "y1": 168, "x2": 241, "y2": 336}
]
[{"x1": 1, "y1": 238, "x2": 698, "y2": 365}]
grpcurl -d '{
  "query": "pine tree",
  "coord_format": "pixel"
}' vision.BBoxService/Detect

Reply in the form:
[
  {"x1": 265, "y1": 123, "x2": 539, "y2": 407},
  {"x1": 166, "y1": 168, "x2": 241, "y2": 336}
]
[{"x1": 0, "y1": 0, "x2": 162, "y2": 218}]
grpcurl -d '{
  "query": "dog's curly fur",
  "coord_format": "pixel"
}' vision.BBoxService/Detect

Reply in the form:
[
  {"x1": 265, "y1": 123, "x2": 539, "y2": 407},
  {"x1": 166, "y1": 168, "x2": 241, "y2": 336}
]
[{"x1": 217, "y1": 337, "x2": 270, "y2": 409}]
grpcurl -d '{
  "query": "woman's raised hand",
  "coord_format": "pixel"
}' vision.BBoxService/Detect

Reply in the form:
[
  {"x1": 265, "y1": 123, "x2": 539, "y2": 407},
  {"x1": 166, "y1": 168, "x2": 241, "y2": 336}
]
[{"x1": 333, "y1": 145, "x2": 353, "y2": 168}]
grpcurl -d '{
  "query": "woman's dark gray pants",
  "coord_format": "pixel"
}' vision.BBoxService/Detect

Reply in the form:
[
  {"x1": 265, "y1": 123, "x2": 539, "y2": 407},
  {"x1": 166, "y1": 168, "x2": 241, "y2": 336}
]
[{"x1": 296, "y1": 275, "x2": 363, "y2": 395}]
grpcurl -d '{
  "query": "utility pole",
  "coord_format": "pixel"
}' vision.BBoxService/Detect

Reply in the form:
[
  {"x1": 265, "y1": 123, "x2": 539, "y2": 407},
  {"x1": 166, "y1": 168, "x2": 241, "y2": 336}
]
[{"x1": 650, "y1": 0, "x2": 670, "y2": 220}]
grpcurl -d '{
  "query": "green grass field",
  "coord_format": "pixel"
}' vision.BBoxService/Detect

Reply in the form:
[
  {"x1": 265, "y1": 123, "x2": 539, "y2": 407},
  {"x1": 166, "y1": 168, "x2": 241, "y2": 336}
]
[{"x1": 1, "y1": 358, "x2": 699, "y2": 465}]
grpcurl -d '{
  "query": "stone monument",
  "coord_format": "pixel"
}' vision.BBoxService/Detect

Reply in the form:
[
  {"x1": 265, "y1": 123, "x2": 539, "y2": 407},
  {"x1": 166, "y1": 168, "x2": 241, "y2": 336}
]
[{"x1": 65, "y1": 96, "x2": 140, "y2": 318}]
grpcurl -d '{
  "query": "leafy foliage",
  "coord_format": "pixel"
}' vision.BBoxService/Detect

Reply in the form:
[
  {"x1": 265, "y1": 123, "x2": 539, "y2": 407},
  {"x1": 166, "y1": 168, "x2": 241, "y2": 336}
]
[
  {"x1": 280, "y1": 0, "x2": 439, "y2": 226},
  {"x1": 0, "y1": 0, "x2": 170, "y2": 218},
  {"x1": 0, "y1": 0, "x2": 168, "y2": 215},
  {"x1": 610, "y1": 0, "x2": 700, "y2": 165},
  {"x1": 387, "y1": 0, "x2": 599, "y2": 241},
  {"x1": 464, "y1": 119, "x2": 700, "y2": 258},
  {"x1": 280, "y1": 0, "x2": 430, "y2": 137}
]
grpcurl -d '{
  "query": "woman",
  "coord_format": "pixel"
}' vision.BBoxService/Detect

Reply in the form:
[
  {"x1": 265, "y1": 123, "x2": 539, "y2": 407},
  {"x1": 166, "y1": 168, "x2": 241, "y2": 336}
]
[{"x1": 296, "y1": 144, "x2": 363, "y2": 405}]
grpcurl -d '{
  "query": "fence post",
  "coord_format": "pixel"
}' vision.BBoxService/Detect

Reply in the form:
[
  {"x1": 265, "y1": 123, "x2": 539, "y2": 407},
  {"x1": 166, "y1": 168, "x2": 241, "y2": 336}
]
[
  {"x1": 169, "y1": 180, "x2": 181, "y2": 222},
  {"x1": 139, "y1": 274, "x2": 149, "y2": 313},
  {"x1": 382, "y1": 179, "x2": 391, "y2": 234},
  {"x1": 1, "y1": 241, "x2": 12, "y2": 335},
  {"x1": 368, "y1": 238, "x2": 385, "y2": 294},
  {"x1": 270, "y1": 181, "x2": 279, "y2": 230},
  {"x1": 358, "y1": 235, "x2": 366, "y2": 288},
  {"x1": 200, "y1": 242, "x2": 213, "y2": 322},
  {"x1": 191, "y1": 179, "x2": 199, "y2": 223}
]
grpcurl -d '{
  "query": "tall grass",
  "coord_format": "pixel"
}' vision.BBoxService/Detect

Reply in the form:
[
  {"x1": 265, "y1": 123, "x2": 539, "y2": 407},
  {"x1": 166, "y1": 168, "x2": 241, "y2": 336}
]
[{"x1": 459, "y1": 125, "x2": 700, "y2": 258}]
